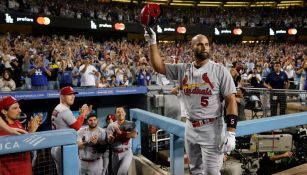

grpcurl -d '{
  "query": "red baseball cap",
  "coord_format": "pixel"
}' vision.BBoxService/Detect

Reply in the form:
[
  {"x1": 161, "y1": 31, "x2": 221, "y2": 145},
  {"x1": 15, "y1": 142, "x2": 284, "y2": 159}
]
[
  {"x1": 60, "y1": 86, "x2": 78, "y2": 95},
  {"x1": 106, "y1": 114, "x2": 116, "y2": 122},
  {"x1": 0, "y1": 96, "x2": 18, "y2": 111}
]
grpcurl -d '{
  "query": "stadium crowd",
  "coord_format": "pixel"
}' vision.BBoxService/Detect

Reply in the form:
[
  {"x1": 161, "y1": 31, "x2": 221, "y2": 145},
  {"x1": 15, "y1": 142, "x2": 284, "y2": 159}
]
[
  {"x1": 0, "y1": 33, "x2": 306, "y2": 92},
  {"x1": 1, "y1": 0, "x2": 307, "y2": 28}
]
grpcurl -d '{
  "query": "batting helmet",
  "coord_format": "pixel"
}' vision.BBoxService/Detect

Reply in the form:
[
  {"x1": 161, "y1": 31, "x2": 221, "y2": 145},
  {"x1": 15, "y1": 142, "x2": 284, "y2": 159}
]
[{"x1": 140, "y1": 3, "x2": 161, "y2": 27}]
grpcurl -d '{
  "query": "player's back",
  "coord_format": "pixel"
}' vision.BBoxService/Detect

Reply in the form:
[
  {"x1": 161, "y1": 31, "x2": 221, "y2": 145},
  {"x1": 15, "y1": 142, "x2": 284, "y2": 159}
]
[{"x1": 51, "y1": 103, "x2": 74, "y2": 130}]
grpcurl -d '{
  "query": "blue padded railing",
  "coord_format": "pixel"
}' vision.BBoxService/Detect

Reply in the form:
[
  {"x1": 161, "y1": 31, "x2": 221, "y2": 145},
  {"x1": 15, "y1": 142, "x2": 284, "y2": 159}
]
[
  {"x1": 130, "y1": 109, "x2": 307, "y2": 175},
  {"x1": 0, "y1": 129, "x2": 78, "y2": 175}
]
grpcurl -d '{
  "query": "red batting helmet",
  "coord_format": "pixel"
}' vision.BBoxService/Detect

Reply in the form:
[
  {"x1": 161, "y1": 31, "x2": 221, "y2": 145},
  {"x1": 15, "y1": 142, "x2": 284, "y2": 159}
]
[{"x1": 140, "y1": 3, "x2": 161, "y2": 27}]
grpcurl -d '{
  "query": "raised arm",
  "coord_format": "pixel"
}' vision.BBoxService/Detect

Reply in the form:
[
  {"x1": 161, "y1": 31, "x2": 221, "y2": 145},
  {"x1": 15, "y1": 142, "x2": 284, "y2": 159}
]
[{"x1": 144, "y1": 28, "x2": 166, "y2": 75}]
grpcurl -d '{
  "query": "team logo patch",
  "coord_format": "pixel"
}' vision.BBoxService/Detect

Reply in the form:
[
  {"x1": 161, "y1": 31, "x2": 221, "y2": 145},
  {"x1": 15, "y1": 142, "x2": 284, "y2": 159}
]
[{"x1": 202, "y1": 73, "x2": 214, "y2": 89}]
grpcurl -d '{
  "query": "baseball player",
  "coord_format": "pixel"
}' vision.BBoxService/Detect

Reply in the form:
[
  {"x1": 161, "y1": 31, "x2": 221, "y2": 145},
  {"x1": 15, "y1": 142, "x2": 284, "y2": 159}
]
[
  {"x1": 51, "y1": 86, "x2": 91, "y2": 175},
  {"x1": 0, "y1": 96, "x2": 42, "y2": 175},
  {"x1": 145, "y1": 30, "x2": 238, "y2": 175},
  {"x1": 107, "y1": 107, "x2": 137, "y2": 175},
  {"x1": 77, "y1": 113, "x2": 108, "y2": 175}
]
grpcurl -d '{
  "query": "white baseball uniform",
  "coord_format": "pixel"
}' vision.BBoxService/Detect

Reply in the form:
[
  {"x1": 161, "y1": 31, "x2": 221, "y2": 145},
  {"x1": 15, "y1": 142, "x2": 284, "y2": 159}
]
[
  {"x1": 106, "y1": 120, "x2": 136, "y2": 175},
  {"x1": 51, "y1": 103, "x2": 79, "y2": 175},
  {"x1": 77, "y1": 126, "x2": 107, "y2": 175},
  {"x1": 165, "y1": 60, "x2": 236, "y2": 175}
]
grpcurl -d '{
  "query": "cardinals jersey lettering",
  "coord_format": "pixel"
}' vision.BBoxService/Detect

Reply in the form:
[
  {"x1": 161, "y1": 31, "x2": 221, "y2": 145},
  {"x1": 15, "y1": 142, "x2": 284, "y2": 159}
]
[{"x1": 165, "y1": 60, "x2": 236, "y2": 120}]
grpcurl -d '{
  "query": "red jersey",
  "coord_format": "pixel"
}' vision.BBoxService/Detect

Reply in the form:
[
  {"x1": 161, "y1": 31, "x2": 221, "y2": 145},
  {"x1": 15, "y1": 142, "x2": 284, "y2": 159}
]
[{"x1": 0, "y1": 120, "x2": 32, "y2": 175}]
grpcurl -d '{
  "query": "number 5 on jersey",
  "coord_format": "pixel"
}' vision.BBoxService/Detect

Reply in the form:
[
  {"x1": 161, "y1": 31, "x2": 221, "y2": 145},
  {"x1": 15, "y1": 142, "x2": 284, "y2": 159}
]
[{"x1": 201, "y1": 96, "x2": 209, "y2": 107}]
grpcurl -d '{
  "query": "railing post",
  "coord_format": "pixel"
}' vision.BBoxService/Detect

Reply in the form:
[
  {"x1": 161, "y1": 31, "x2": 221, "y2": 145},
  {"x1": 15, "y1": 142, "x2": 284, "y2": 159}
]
[
  {"x1": 170, "y1": 134, "x2": 184, "y2": 175},
  {"x1": 62, "y1": 144, "x2": 79, "y2": 175},
  {"x1": 132, "y1": 119, "x2": 141, "y2": 154},
  {"x1": 262, "y1": 89, "x2": 269, "y2": 117}
]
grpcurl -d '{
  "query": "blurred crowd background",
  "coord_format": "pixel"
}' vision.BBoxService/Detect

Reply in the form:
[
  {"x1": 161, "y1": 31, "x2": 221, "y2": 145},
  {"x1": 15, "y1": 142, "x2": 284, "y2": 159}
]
[
  {"x1": 0, "y1": 33, "x2": 306, "y2": 92},
  {"x1": 1, "y1": 0, "x2": 307, "y2": 28},
  {"x1": 0, "y1": 0, "x2": 307, "y2": 92}
]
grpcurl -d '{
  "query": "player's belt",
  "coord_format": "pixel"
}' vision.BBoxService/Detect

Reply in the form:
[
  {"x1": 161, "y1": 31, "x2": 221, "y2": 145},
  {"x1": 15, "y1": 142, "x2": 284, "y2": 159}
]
[
  {"x1": 189, "y1": 117, "x2": 218, "y2": 128},
  {"x1": 80, "y1": 158, "x2": 100, "y2": 162},
  {"x1": 113, "y1": 148, "x2": 129, "y2": 153}
]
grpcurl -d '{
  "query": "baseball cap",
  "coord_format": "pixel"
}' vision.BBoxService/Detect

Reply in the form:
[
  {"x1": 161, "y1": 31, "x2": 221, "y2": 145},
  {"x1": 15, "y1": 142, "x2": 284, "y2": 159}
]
[
  {"x1": 60, "y1": 86, "x2": 78, "y2": 95},
  {"x1": 0, "y1": 96, "x2": 18, "y2": 111},
  {"x1": 106, "y1": 114, "x2": 116, "y2": 122}
]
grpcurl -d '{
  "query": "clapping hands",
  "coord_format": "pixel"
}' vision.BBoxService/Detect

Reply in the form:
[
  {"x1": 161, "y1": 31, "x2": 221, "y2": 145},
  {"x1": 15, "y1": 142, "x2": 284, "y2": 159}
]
[{"x1": 27, "y1": 113, "x2": 43, "y2": 133}]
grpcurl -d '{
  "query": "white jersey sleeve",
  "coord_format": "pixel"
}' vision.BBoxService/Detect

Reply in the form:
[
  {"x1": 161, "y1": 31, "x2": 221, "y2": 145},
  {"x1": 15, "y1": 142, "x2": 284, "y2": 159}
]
[
  {"x1": 61, "y1": 109, "x2": 77, "y2": 126},
  {"x1": 106, "y1": 122, "x2": 119, "y2": 137},
  {"x1": 165, "y1": 63, "x2": 186, "y2": 81},
  {"x1": 51, "y1": 104, "x2": 77, "y2": 130}
]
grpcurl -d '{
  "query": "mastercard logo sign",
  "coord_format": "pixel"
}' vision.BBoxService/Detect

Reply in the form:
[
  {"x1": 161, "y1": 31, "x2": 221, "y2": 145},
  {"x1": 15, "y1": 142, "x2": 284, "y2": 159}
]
[
  {"x1": 36, "y1": 17, "x2": 50, "y2": 25},
  {"x1": 176, "y1": 27, "x2": 186, "y2": 34},
  {"x1": 114, "y1": 23, "x2": 125, "y2": 31},
  {"x1": 288, "y1": 28, "x2": 297, "y2": 35},
  {"x1": 232, "y1": 28, "x2": 242, "y2": 35}
]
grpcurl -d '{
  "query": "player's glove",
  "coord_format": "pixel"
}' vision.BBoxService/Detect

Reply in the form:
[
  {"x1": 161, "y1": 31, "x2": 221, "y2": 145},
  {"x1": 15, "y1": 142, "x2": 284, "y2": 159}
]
[
  {"x1": 220, "y1": 131, "x2": 236, "y2": 154},
  {"x1": 144, "y1": 28, "x2": 156, "y2": 45},
  {"x1": 116, "y1": 131, "x2": 130, "y2": 145}
]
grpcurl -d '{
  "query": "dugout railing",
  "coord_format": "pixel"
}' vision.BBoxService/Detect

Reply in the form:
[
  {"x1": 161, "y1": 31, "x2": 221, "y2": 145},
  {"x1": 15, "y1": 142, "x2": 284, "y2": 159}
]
[
  {"x1": 0, "y1": 129, "x2": 78, "y2": 175},
  {"x1": 130, "y1": 108, "x2": 307, "y2": 175},
  {"x1": 1, "y1": 111, "x2": 307, "y2": 175},
  {"x1": 241, "y1": 88, "x2": 307, "y2": 118}
]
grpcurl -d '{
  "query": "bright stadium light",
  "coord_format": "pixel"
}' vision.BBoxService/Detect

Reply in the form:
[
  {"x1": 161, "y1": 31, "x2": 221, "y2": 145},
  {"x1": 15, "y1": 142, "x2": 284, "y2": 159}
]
[
  {"x1": 36, "y1": 17, "x2": 51, "y2": 25},
  {"x1": 114, "y1": 23, "x2": 125, "y2": 31},
  {"x1": 170, "y1": 3, "x2": 194, "y2": 6},
  {"x1": 176, "y1": 26, "x2": 186, "y2": 34},
  {"x1": 233, "y1": 28, "x2": 242, "y2": 35},
  {"x1": 288, "y1": 28, "x2": 297, "y2": 35},
  {"x1": 197, "y1": 1, "x2": 222, "y2": 6}
]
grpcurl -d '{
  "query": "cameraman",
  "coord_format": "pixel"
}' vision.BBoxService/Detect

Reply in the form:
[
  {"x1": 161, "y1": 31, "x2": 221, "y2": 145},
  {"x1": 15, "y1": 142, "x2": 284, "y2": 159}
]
[{"x1": 257, "y1": 151, "x2": 293, "y2": 175}]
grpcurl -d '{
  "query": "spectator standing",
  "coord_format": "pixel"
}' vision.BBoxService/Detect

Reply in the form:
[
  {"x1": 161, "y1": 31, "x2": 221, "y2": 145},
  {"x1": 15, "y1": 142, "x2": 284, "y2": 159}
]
[
  {"x1": 58, "y1": 58, "x2": 73, "y2": 88},
  {"x1": 48, "y1": 56, "x2": 60, "y2": 90},
  {"x1": 80, "y1": 55, "x2": 99, "y2": 87},
  {"x1": 264, "y1": 62, "x2": 289, "y2": 116},
  {"x1": 283, "y1": 57, "x2": 295, "y2": 89},
  {"x1": 72, "y1": 59, "x2": 82, "y2": 87},
  {"x1": 0, "y1": 69, "x2": 16, "y2": 91},
  {"x1": 28, "y1": 54, "x2": 51, "y2": 91}
]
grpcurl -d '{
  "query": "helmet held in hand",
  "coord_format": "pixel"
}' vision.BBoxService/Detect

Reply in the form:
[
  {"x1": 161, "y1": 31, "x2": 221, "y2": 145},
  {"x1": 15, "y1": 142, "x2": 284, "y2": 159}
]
[{"x1": 140, "y1": 3, "x2": 161, "y2": 27}]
